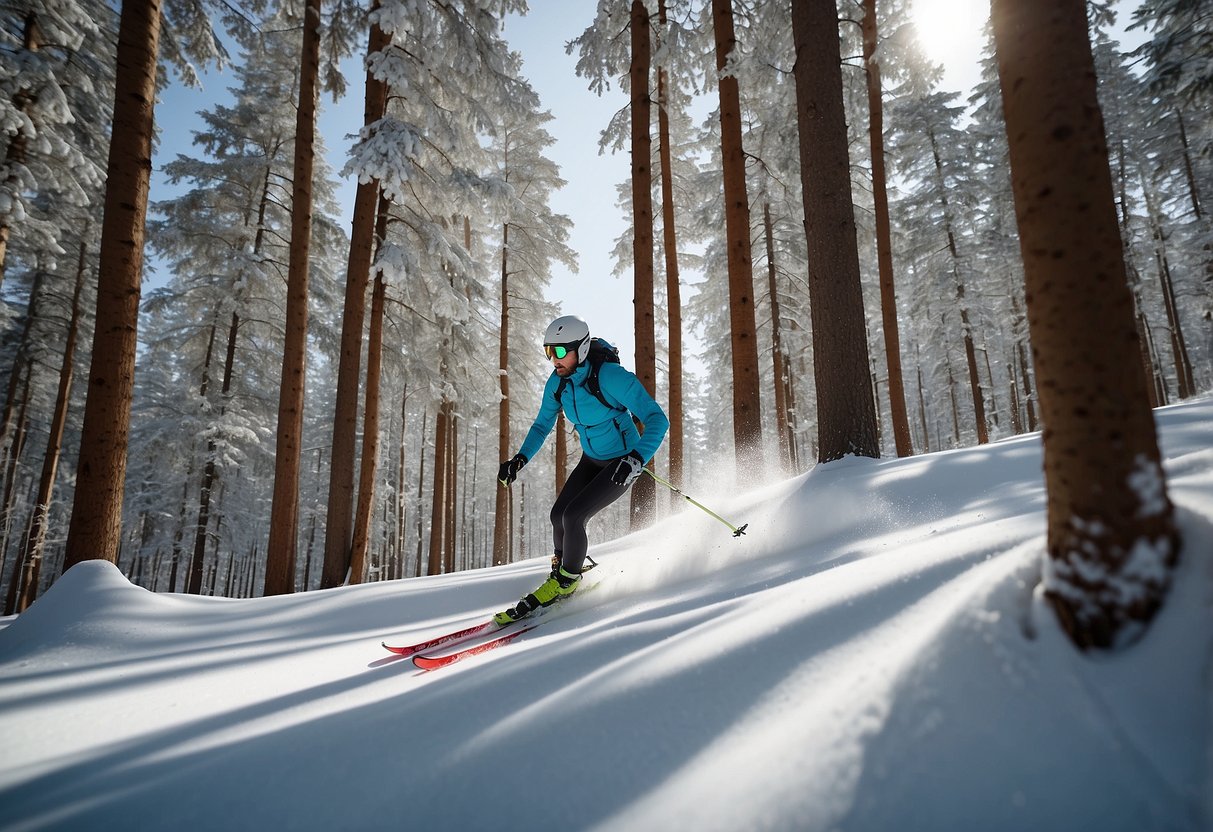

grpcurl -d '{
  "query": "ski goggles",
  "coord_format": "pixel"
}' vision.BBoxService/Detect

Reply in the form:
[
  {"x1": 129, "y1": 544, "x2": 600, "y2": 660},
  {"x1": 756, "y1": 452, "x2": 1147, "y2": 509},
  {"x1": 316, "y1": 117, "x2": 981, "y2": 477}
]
[{"x1": 544, "y1": 342, "x2": 579, "y2": 360}]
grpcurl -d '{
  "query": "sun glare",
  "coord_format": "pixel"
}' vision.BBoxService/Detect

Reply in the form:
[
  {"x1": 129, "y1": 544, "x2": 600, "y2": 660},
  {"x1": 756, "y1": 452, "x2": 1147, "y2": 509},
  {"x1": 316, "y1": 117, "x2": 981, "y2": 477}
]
[{"x1": 910, "y1": 0, "x2": 986, "y2": 70}]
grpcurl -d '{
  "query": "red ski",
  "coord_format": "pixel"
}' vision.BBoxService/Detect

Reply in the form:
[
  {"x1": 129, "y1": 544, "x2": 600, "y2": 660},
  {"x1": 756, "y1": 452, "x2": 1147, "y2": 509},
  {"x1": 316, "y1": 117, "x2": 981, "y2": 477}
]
[
  {"x1": 412, "y1": 623, "x2": 537, "y2": 671},
  {"x1": 381, "y1": 619, "x2": 499, "y2": 658}
]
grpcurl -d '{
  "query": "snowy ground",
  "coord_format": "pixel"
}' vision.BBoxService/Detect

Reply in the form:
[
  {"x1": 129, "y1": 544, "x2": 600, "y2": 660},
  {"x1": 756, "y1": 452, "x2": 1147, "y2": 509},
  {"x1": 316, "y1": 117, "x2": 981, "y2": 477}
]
[{"x1": 1, "y1": 399, "x2": 1211, "y2": 832}]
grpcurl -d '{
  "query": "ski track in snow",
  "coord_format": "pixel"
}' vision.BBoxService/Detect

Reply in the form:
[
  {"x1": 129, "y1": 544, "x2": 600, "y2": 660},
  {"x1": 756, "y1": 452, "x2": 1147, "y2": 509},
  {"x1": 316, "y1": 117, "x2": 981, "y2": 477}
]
[{"x1": 0, "y1": 398, "x2": 1210, "y2": 831}]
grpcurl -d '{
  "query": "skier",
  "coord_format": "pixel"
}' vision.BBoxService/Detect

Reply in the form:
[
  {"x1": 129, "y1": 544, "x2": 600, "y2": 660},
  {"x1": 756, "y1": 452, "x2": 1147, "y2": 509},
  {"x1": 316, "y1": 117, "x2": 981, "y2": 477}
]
[{"x1": 495, "y1": 315, "x2": 669, "y2": 624}]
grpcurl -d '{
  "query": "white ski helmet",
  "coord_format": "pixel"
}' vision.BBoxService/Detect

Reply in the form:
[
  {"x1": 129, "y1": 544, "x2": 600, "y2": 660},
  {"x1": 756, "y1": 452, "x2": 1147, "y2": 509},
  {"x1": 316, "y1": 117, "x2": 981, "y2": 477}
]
[{"x1": 544, "y1": 315, "x2": 591, "y2": 363}]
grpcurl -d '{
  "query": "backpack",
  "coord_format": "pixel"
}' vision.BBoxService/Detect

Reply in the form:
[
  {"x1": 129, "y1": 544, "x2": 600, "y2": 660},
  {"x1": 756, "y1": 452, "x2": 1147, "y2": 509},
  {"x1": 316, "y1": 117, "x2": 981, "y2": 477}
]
[{"x1": 555, "y1": 337, "x2": 622, "y2": 411}]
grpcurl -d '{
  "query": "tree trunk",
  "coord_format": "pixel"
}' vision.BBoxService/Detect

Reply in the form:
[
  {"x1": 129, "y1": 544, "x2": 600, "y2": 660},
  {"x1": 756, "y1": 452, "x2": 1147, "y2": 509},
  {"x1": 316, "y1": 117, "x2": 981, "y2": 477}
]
[
  {"x1": 712, "y1": 0, "x2": 764, "y2": 472},
  {"x1": 414, "y1": 409, "x2": 427, "y2": 578},
  {"x1": 264, "y1": 0, "x2": 321, "y2": 595},
  {"x1": 992, "y1": 0, "x2": 1180, "y2": 649},
  {"x1": 321, "y1": 16, "x2": 390, "y2": 590},
  {"x1": 427, "y1": 401, "x2": 448, "y2": 576},
  {"x1": 790, "y1": 0, "x2": 879, "y2": 463},
  {"x1": 9, "y1": 241, "x2": 84, "y2": 611},
  {"x1": 63, "y1": 0, "x2": 161, "y2": 571},
  {"x1": 186, "y1": 321, "x2": 219, "y2": 594},
  {"x1": 350, "y1": 272, "x2": 386, "y2": 584},
  {"x1": 656, "y1": 0, "x2": 684, "y2": 488},
  {"x1": 862, "y1": 0, "x2": 912, "y2": 457},
  {"x1": 762, "y1": 203, "x2": 792, "y2": 472},
  {"x1": 1140, "y1": 177, "x2": 1195, "y2": 399},
  {"x1": 630, "y1": 0, "x2": 657, "y2": 527},
  {"x1": 395, "y1": 386, "x2": 408, "y2": 580},
  {"x1": 927, "y1": 127, "x2": 988, "y2": 445},
  {"x1": 493, "y1": 224, "x2": 511, "y2": 566},
  {"x1": 444, "y1": 414, "x2": 457, "y2": 574}
]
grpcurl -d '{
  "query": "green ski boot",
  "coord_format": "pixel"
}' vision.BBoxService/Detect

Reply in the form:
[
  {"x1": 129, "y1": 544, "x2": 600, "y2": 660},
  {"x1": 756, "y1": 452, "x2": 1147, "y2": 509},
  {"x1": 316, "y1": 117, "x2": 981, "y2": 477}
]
[{"x1": 494, "y1": 567, "x2": 582, "y2": 625}]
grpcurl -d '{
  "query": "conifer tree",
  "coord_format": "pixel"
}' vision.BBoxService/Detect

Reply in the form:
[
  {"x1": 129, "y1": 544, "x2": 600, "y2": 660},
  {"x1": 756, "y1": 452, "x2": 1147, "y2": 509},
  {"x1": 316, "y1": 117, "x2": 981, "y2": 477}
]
[{"x1": 992, "y1": 0, "x2": 1180, "y2": 649}]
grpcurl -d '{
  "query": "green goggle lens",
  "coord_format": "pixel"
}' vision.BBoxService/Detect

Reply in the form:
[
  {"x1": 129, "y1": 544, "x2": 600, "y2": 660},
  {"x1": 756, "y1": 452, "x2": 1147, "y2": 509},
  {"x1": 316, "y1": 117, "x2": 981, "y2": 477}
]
[{"x1": 545, "y1": 345, "x2": 570, "y2": 360}]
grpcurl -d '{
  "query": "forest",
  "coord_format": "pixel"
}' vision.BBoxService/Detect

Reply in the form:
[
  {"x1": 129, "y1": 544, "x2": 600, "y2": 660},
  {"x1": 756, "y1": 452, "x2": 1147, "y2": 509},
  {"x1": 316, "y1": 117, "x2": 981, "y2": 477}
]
[{"x1": 0, "y1": 0, "x2": 1207, "y2": 650}]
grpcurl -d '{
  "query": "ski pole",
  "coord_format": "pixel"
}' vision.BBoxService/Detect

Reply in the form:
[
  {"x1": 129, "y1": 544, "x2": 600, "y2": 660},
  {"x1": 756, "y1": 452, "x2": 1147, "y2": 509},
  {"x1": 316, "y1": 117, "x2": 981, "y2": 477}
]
[{"x1": 643, "y1": 469, "x2": 748, "y2": 537}]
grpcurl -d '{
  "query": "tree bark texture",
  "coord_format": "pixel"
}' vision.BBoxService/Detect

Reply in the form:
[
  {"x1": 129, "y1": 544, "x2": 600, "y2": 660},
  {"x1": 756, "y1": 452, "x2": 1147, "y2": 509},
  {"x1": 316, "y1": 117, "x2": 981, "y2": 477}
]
[
  {"x1": 493, "y1": 223, "x2": 512, "y2": 566},
  {"x1": 264, "y1": 0, "x2": 321, "y2": 595},
  {"x1": 656, "y1": 0, "x2": 684, "y2": 488},
  {"x1": 992, "y1": 0, "x2": 1180, "y2": 649},
  {"x1": 711, "y1": 0, "x2": 764, "y2": 472},
  {"x1": 790, "y1": 0, "x2": 879, "y2": 462},
  {"x1": 862, "y1": 0, "x2": 912, "y2": 457},
  {"x1": 10, "y1": 241, "x2": 85, "y2": 611},
  {"x1": 630, "y1": 0, "x2": 657, "y2": 527},
  {"x1": 321, "y1": 17, "x2": 391, "y2": 590},
  {"x1": 350, "y1": 272, "x2": 386, "y2": 583},
  {"x1": 64, "y1": 0, "x2": 161, "y2": 570}
]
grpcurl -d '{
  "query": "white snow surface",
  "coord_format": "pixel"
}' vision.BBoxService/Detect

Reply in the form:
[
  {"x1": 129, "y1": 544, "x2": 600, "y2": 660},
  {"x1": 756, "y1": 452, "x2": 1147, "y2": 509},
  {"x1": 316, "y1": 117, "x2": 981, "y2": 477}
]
[{"x1": 2, "y1": 399, "x2": 1211, "y2": 831}]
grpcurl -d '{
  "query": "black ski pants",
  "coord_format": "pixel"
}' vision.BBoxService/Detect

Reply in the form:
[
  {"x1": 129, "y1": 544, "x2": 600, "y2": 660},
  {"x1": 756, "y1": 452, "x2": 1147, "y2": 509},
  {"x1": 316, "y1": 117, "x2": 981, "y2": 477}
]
[{"x1": 551, "y1": 454, "x2": 629, "y2": 574}]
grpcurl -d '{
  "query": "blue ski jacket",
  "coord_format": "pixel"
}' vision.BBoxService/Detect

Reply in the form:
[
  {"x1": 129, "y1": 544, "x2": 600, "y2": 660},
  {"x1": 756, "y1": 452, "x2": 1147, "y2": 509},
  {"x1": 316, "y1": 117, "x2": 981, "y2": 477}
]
[{"x1": 518, "y1": 361, "x2": 669, "y2": 464}]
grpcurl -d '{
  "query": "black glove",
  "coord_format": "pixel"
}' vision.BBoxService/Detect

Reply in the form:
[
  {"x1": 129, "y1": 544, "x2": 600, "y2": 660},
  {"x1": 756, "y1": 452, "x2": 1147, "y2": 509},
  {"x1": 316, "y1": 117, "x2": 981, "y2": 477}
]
[
  {"x1": 611, "y1": 450, "x2": 645, "y2": 486},
  {"x1": 498, "y1": 453, "x2": 527, "y2": 487}
]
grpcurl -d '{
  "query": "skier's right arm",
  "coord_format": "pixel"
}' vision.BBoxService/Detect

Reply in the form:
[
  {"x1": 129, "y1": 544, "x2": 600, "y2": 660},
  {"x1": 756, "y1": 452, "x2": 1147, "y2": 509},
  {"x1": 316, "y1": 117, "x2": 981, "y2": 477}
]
[{"x1": 513, "y1": 373, "x2": 561, "y2": 469}]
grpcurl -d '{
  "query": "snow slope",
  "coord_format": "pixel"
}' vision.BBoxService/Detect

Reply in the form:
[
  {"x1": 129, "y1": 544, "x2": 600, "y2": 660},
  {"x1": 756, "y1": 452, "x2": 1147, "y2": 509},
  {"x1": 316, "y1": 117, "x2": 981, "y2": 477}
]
[{"x1": 1, "y1": 399, "x2": 1211, "y2": 832}]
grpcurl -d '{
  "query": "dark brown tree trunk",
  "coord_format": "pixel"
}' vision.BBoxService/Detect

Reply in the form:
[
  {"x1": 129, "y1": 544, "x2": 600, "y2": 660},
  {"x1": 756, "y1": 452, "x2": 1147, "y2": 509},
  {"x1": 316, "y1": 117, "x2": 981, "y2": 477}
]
[
  {"x1": 321, "y1": 16, "x2": 390, "y2": 590},
  {"x1": 493, "y1": 224, "x2": 511, "y2": 566},
  {"x1": 10, "y1": 241, "x2": 85, "y2": 611},
  {"x1": 395, "y1": 385, "x2": 408, "y2": 579},
  {"x1": 64, "y1": 0, "x2": 161, "y2": 571},
  {"x1": 350, "y1": 272, "x2": 386, "y2": 584},
  {"x1": 1141, "y1": 179, "x2": 1195, "y2": 398},
  {"x1": 992, "y1": 0, "x2": 1180, "y2": 649},
  {"x1": 427, "y1": 401, "x2": 448, "y2": 576},
  {"x1": 712, "y1": 0, "x2": 764, "y2": 471},
  {"x1": 656, "y1": 0, "x2": 684, "y2": 488},
  {"x1": 926, "y1": 127, "x2": 988, "y2": 445},
  {"x1": 762, "y1": 203, "x2": 792, "y2": 472},
  {"x1": 414, "y1": 409, "x2": 427, "y2": 577},
  {"x1": 862, "y1": 0, "x2": 912, "y2": 457},
  {"x1": 443, "y1": 411, "x2": 457, "y2": 574},
  {"x1": 186, "y1": 322, "x2": 219, "y2": 594},
  {"x1": 790, "y1": 0, "x2": 879, "y2": 463},
  {"x1": 265, "y1": 0, "x2": 321, "y2": 595},
  {"x1": 629, "y1": 0, "x2": 658, "y2": 528}
]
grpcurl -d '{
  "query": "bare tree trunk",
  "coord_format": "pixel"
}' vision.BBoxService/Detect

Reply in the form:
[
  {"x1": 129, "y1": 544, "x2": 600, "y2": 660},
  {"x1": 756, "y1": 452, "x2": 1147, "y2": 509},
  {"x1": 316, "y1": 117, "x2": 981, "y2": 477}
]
[
  {"x1": 629, "y1": 0, "x2": 658, "y2": 527},
  {"x1": 264, "y1": 0, "x2": 321, "y2": 595},
  {"x1": 396, "y1": 384, "x2": 408, "y2": 578},
  {"x1": 321, "y1": 16, "x2": 390, "y2": 590},
  {"x1": 444, "y1": 414, "x2": 457, "y2": 573},
  {"x1": 992, "y1": 0, "x2": 1180, "y2": 649},
  {"x1": 427, "y1": 401, "x2": 448, "y2": 576},
  {"x1": 712, "y1": 0, "x2": 764, "y2": 472},
  {"x1": 1141, "y1": 177, "x2": 1195, "y2": 398},
  {"x1": 9, "y1": 242, "x2": 84, "y2": 611},
  {"x1": 656, "y1": 0, "x2": 684, "y2": 488},
  {"x1": 350, "y1": 272, "x2": 386, "y2": 584},
  {"x1": 493, "y1": 224, "x2": 511, "y2": 566},
  {"x1": 927, "y1": 127, "x2": 988, "y2": 444},
  {"x1": 790, "y1": 0, "x2": 879, "y2": 462},
  {"x1": 414, "y1": 409, "x2": 427, "y2": 578},
  {"x1": 186, "y1": 321, "x2": 219, "y2": 594},
  {"x1": 862, "y1": 0, "x2": 912, "y2": 457},
  {"x1": 64, "y1": 0, "x2": 161, "y2": 571},
  {"x1": 762, "y1": 203, "x2": 792, "y2": 472}
]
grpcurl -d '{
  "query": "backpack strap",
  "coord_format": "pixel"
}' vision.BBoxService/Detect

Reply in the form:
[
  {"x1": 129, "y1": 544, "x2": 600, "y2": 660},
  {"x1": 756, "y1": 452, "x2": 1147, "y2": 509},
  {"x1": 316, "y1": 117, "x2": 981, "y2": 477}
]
[{"x1": 553, "y1": 363, "x2": 620, "y2": 411}]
